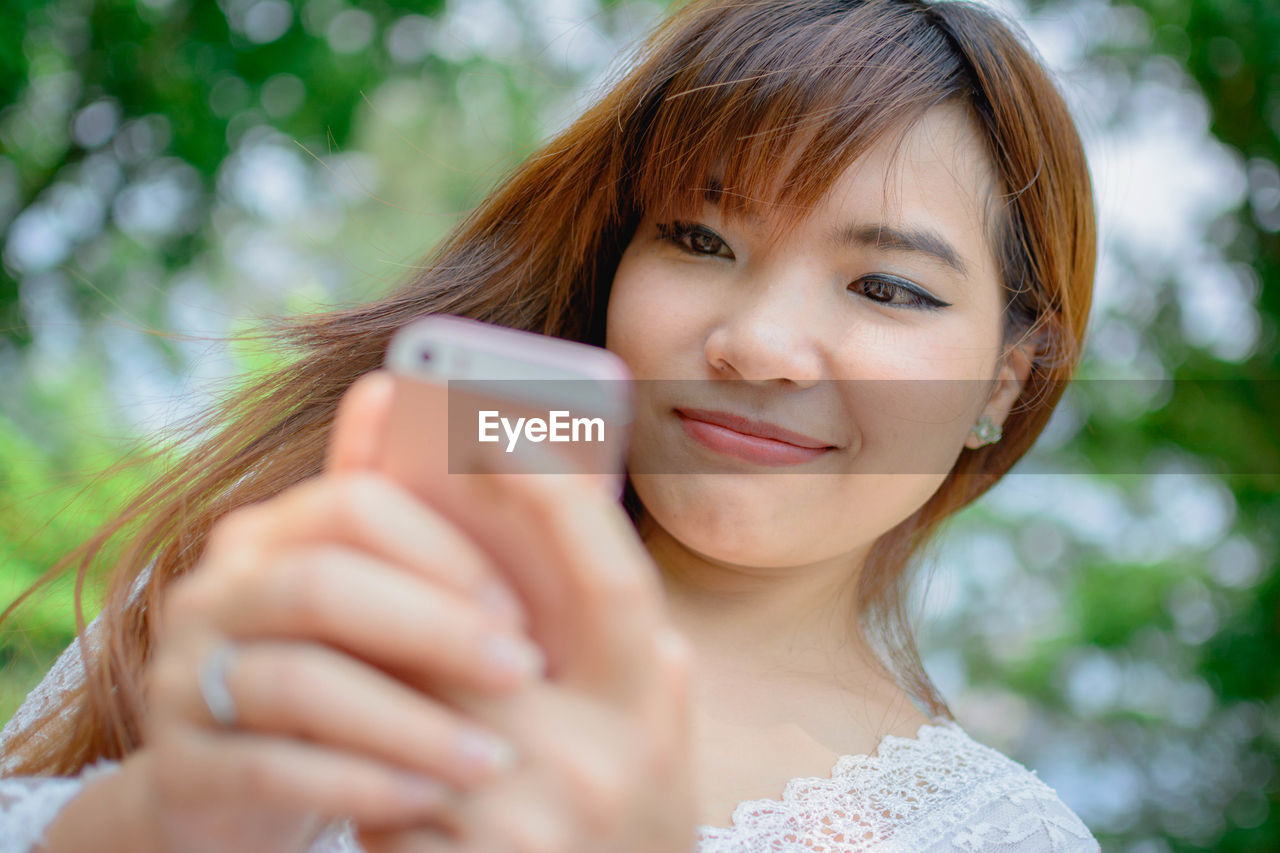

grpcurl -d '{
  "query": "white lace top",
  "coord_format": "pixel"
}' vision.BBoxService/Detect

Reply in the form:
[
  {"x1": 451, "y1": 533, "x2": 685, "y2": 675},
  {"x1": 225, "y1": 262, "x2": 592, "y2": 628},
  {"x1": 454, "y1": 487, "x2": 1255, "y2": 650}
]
[{"x1": 0, "y1": 630, "x2": 1099, "y2": 853}]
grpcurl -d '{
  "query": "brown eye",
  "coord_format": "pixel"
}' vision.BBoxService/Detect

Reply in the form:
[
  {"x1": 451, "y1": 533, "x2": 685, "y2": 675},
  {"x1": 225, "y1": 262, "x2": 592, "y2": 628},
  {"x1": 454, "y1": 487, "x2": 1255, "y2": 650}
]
[
  {"x1": 849, "y1": 275, "x2": 949, "y2": 311},
  {"x1": 862, "y1": 278, "x2": 896, "y2": 303},
  {"x1": 656, "y1": 221, "x2": 733, "y2": 258},
  {"x1": 689, "y1": 231, "x2": 721, "y2": 254}
]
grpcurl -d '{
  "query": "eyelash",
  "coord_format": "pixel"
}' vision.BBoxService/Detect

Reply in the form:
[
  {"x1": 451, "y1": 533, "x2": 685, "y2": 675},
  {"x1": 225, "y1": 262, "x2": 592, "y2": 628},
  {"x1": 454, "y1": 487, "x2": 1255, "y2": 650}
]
[
  {"x1": 657, "y1": 220, "x2": 731, "y2": 258},
  {"x1": 654, "y1": 220, "x2": 951, "y2": 312}
]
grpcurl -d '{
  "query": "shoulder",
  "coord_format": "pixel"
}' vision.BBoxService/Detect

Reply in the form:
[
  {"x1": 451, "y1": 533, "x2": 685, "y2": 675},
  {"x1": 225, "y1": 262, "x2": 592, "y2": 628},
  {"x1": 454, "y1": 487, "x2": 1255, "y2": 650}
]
[
  {"x1": 696, "y1": 719, "x2": 1099, "y2": 853},
  {"x1": 887, "y1": 721, "x2": 1100, "y2": 852}
]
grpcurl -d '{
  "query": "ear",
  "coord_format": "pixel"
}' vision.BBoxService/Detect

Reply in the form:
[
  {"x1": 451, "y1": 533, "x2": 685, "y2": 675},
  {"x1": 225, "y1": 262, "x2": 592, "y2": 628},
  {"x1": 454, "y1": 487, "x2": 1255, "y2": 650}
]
[
  {"x1": 327, "y1": 370, "x2": 395, "y2": 473},
  {"x1": 963, "y1": 338, "x2": 1036, "y2": 450}
]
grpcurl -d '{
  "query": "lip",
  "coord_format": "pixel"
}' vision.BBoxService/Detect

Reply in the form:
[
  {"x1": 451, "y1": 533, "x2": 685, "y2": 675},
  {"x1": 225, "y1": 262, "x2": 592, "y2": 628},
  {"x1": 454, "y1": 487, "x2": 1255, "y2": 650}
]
[
  {"x1": 676, "y1": 408, "x2": 833, "y2": 448},
  {"x1": 675, "y1": 408, "x2": 835, "y2": 467}
]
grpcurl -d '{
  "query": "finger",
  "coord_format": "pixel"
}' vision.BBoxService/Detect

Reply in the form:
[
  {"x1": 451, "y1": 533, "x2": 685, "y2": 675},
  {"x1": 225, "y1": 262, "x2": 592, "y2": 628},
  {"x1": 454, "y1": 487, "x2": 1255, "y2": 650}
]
[
  {"x1": 193, "y1": 641, "x2": 522, "y2": 791},
  {"x1": 459, "y1": 775, "x2": 573, "y2": 853},
  {"x1": 151, "y1": 726, "x2": 463, "y2": 833},
  {"x1": 360, "y1": 827, "x2": 462, "y2": 853},
  {"x1": 326, "y1": 371, "x2": 526, "y2": 631},
  {"x1": 480, "y1": 464, "x2": 665, "y2": 703},
  {"x1": 212, "y1": 545, "x2": 545, "y2": 694},
  {"x1": 203, "y1": 472, "x2": 526, "y2": 630},
  {"x1": 477, "y1": 429, "x2": 624, "y2": 499},
  {"x1": 325, "y1": 368, "x2": 524, "y2": 622},
  {"x1": 641, "y1": 628, "x2": 697, "y2": 785},
  {"x1": 328, "y1": 371, "x2": 395, "y2": 475},
  {"x1": 438, "y1": 684, "x2": 632, "y2": 834}
]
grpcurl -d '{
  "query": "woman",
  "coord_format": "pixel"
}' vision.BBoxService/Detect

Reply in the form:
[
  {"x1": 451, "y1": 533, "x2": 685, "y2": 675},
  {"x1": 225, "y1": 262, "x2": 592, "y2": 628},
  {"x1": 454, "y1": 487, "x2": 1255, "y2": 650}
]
[{"x1": 1, "y1": 0, "x2": 1100, "y2": 850}]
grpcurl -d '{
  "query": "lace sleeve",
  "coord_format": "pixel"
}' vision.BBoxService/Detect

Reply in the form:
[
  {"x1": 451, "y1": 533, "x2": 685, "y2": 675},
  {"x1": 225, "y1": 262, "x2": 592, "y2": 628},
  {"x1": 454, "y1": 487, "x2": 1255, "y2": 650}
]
[
  {"x1": 2, "y1": 564, "x2": 152, "y2": 770},
  {"x1": 923, "y1": 780, "x2": 1100, "y2": 852},
  {"x1": 0, "y1": 571, "x2": 374, "y2": 853},
  {"x1": 695, "y1": 721, "x2": 1099, "y2": 853},
  {"x1": 0, "y1": 622, "x2": 94, "y2": 775},
  {"x1": 0, "y1": 615, "x2": 100, "y2": 853},
  {"x1": 0, "y1": 760, "x2": 122, "y2": 853}
]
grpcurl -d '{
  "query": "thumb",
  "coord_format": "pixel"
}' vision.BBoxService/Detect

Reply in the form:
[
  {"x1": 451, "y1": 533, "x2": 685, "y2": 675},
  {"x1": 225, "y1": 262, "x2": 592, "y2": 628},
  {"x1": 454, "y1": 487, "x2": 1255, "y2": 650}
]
[
  {"x1": 650, "y1": 628, "x2": 695, "y2": 756},
  {"x1": 326, "y1": 371, "x2": 395, "y2": 474}
]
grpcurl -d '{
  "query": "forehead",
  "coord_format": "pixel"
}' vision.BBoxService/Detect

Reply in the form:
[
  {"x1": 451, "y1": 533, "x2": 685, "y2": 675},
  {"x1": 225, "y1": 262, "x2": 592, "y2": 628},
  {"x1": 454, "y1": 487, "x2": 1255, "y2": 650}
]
[
  {"x1": 822, "y1": 105, "x2": 997, "y2": 228},
  {"x1": 701, "y1": 105, "x2": 1000, "y2": 264}
]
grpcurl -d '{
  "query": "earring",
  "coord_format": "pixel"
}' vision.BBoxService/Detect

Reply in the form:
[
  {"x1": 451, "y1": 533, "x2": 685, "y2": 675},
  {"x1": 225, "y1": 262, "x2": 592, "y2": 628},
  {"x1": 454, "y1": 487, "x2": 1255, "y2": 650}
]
[{"x1": 970, "y1": 415, "x2": 1002, "y2": 447}]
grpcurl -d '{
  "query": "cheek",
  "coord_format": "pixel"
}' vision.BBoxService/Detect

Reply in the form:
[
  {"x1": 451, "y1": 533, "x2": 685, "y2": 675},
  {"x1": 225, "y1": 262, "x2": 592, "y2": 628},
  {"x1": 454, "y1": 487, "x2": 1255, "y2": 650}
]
[
  {"x1": 830, "y1": 349, "x2": 985, "y2": 482},
  {"x1": 832, "y1": 311, "x2": 1001, "y2": 449},
  {"x1": 875, "y1": 368, "x2": 983, "y2": 429},
  {"x1": 837, "y1": 319, "x2": 1000, "y2": 381},
  {"x1": 605, "y1": 252, "x2": 650, "y2": 369},
  {"x1": 605, "y1": 252, "x2": 703, "y2": 377}
]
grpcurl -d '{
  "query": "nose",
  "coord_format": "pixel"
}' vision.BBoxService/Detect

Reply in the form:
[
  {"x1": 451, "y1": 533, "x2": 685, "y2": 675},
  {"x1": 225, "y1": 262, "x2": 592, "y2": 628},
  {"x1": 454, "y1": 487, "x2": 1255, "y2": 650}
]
[{"x1": 703, "y1": 279, "x2": 825, "y2": 387}]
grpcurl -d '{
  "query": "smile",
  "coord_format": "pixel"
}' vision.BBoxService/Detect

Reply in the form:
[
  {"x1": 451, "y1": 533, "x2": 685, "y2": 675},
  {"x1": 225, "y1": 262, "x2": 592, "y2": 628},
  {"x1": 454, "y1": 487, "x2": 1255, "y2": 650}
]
[{"x1": 674, "y1": 408, "x2": 835, "y2": 467}]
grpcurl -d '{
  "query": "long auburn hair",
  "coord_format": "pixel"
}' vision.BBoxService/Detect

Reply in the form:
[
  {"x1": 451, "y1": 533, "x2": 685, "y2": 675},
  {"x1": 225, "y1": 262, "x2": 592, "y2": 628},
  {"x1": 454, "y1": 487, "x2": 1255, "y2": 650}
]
[{"x1": 3, "y1": 0, "x2": 1094, "y2": 776}]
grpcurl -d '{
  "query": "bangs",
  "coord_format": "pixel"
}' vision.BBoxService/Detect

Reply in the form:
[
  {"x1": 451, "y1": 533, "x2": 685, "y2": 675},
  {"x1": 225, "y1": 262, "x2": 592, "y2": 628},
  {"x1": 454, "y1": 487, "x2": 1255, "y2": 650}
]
[{"x1": 627, "y1": 0, "x2": 974, "y2": 234}]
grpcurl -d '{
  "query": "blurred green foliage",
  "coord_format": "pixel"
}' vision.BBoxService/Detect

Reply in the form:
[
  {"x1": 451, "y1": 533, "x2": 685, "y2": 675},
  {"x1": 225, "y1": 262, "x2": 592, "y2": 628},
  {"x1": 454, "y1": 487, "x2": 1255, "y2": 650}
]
[
  {"x1": 1079, "y1": 2, "x2": 1278, "y2": 849},
  {"x1": 0, "y1": 0, "x2": 629, "y2": 734},
  {"x1": 0, "y1": 394, "x2": 153, "y2": 720},
  {"x1": 0, "y1": 0, "x2": 454, "y2": 343}
]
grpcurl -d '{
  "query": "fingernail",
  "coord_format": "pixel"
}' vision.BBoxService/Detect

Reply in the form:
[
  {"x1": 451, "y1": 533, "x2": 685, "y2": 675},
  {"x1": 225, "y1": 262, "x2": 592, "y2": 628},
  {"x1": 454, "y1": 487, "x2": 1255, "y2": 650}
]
[
  {"x1": 398, "y1": 772, "x2": 448, "y2": 811},
  {"x1": 455, "y1": 726, "x2": 518, "y2": 774},
  {"x1": 482, "y1": 634, "x2": 546, "y2": 680},
  {"x1": 477, "y1": 580, "x2": 523, "y2": 625}
]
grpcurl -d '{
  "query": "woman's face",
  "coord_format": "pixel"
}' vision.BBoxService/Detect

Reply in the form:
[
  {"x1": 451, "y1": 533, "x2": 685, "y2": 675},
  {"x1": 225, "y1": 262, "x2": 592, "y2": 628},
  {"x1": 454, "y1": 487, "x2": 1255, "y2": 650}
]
[{"x1": 605, "y1": 104, "x2": 1032, "y2": 570}]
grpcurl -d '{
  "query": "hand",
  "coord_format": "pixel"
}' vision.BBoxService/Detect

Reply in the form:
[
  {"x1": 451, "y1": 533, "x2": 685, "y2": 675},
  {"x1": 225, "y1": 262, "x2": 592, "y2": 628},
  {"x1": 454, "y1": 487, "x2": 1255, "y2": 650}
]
[
  {"x1": 138, "y1": 376, "x2": 545, "y2": 853},
  {"x1": 360, "y1": 458, "x2": 698, "y2": 853}
]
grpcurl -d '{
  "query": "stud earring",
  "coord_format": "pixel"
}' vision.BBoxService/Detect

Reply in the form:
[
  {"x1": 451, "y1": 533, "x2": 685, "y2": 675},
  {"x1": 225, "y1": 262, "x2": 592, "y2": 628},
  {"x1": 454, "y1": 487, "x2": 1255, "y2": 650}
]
[{"x1": 970, "y1": 415, "x2": 1002, "y2": 446}]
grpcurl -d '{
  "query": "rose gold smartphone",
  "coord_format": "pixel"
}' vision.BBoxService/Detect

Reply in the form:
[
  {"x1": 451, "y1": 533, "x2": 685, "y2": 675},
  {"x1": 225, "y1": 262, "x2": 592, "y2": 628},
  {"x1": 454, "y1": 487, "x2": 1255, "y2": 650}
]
[
  {"x1": 377, "y1": 314, "x2": 632, "y2": 488},
  {"x1": 369, "y1": 315, "x2": 634, "y2": 647}
]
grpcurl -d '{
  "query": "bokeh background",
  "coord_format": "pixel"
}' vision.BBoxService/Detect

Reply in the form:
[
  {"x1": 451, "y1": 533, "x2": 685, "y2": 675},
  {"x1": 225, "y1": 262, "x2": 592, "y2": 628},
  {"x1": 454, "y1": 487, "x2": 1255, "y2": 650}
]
[{"x1": 1, "y1": 0, "x2": 1277, "y2": 850}]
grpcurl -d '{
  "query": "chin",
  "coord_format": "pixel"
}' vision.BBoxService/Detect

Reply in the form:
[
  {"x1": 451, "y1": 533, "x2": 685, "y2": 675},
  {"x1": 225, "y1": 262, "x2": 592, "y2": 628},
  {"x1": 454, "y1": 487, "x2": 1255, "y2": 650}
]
[{"x1": 630, "y1": 471, "x2": 844, "y2": 568}]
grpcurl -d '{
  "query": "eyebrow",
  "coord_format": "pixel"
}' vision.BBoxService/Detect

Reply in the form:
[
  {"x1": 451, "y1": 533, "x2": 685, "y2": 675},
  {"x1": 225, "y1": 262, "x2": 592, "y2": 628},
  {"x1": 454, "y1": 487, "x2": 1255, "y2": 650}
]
[
  {"x1": 829, "y1": 223, "x2": 969, "y2": 276},
  {"x1": 693, "y1": 179, "x2": 968, "y2": 276}
]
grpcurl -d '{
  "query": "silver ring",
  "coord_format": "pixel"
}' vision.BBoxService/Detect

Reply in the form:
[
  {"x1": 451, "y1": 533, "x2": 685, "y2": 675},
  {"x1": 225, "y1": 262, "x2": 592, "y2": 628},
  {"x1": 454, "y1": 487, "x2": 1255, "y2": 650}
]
[{"x1": 197, "y1": 642, "x2": 239, "y2": 728}]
